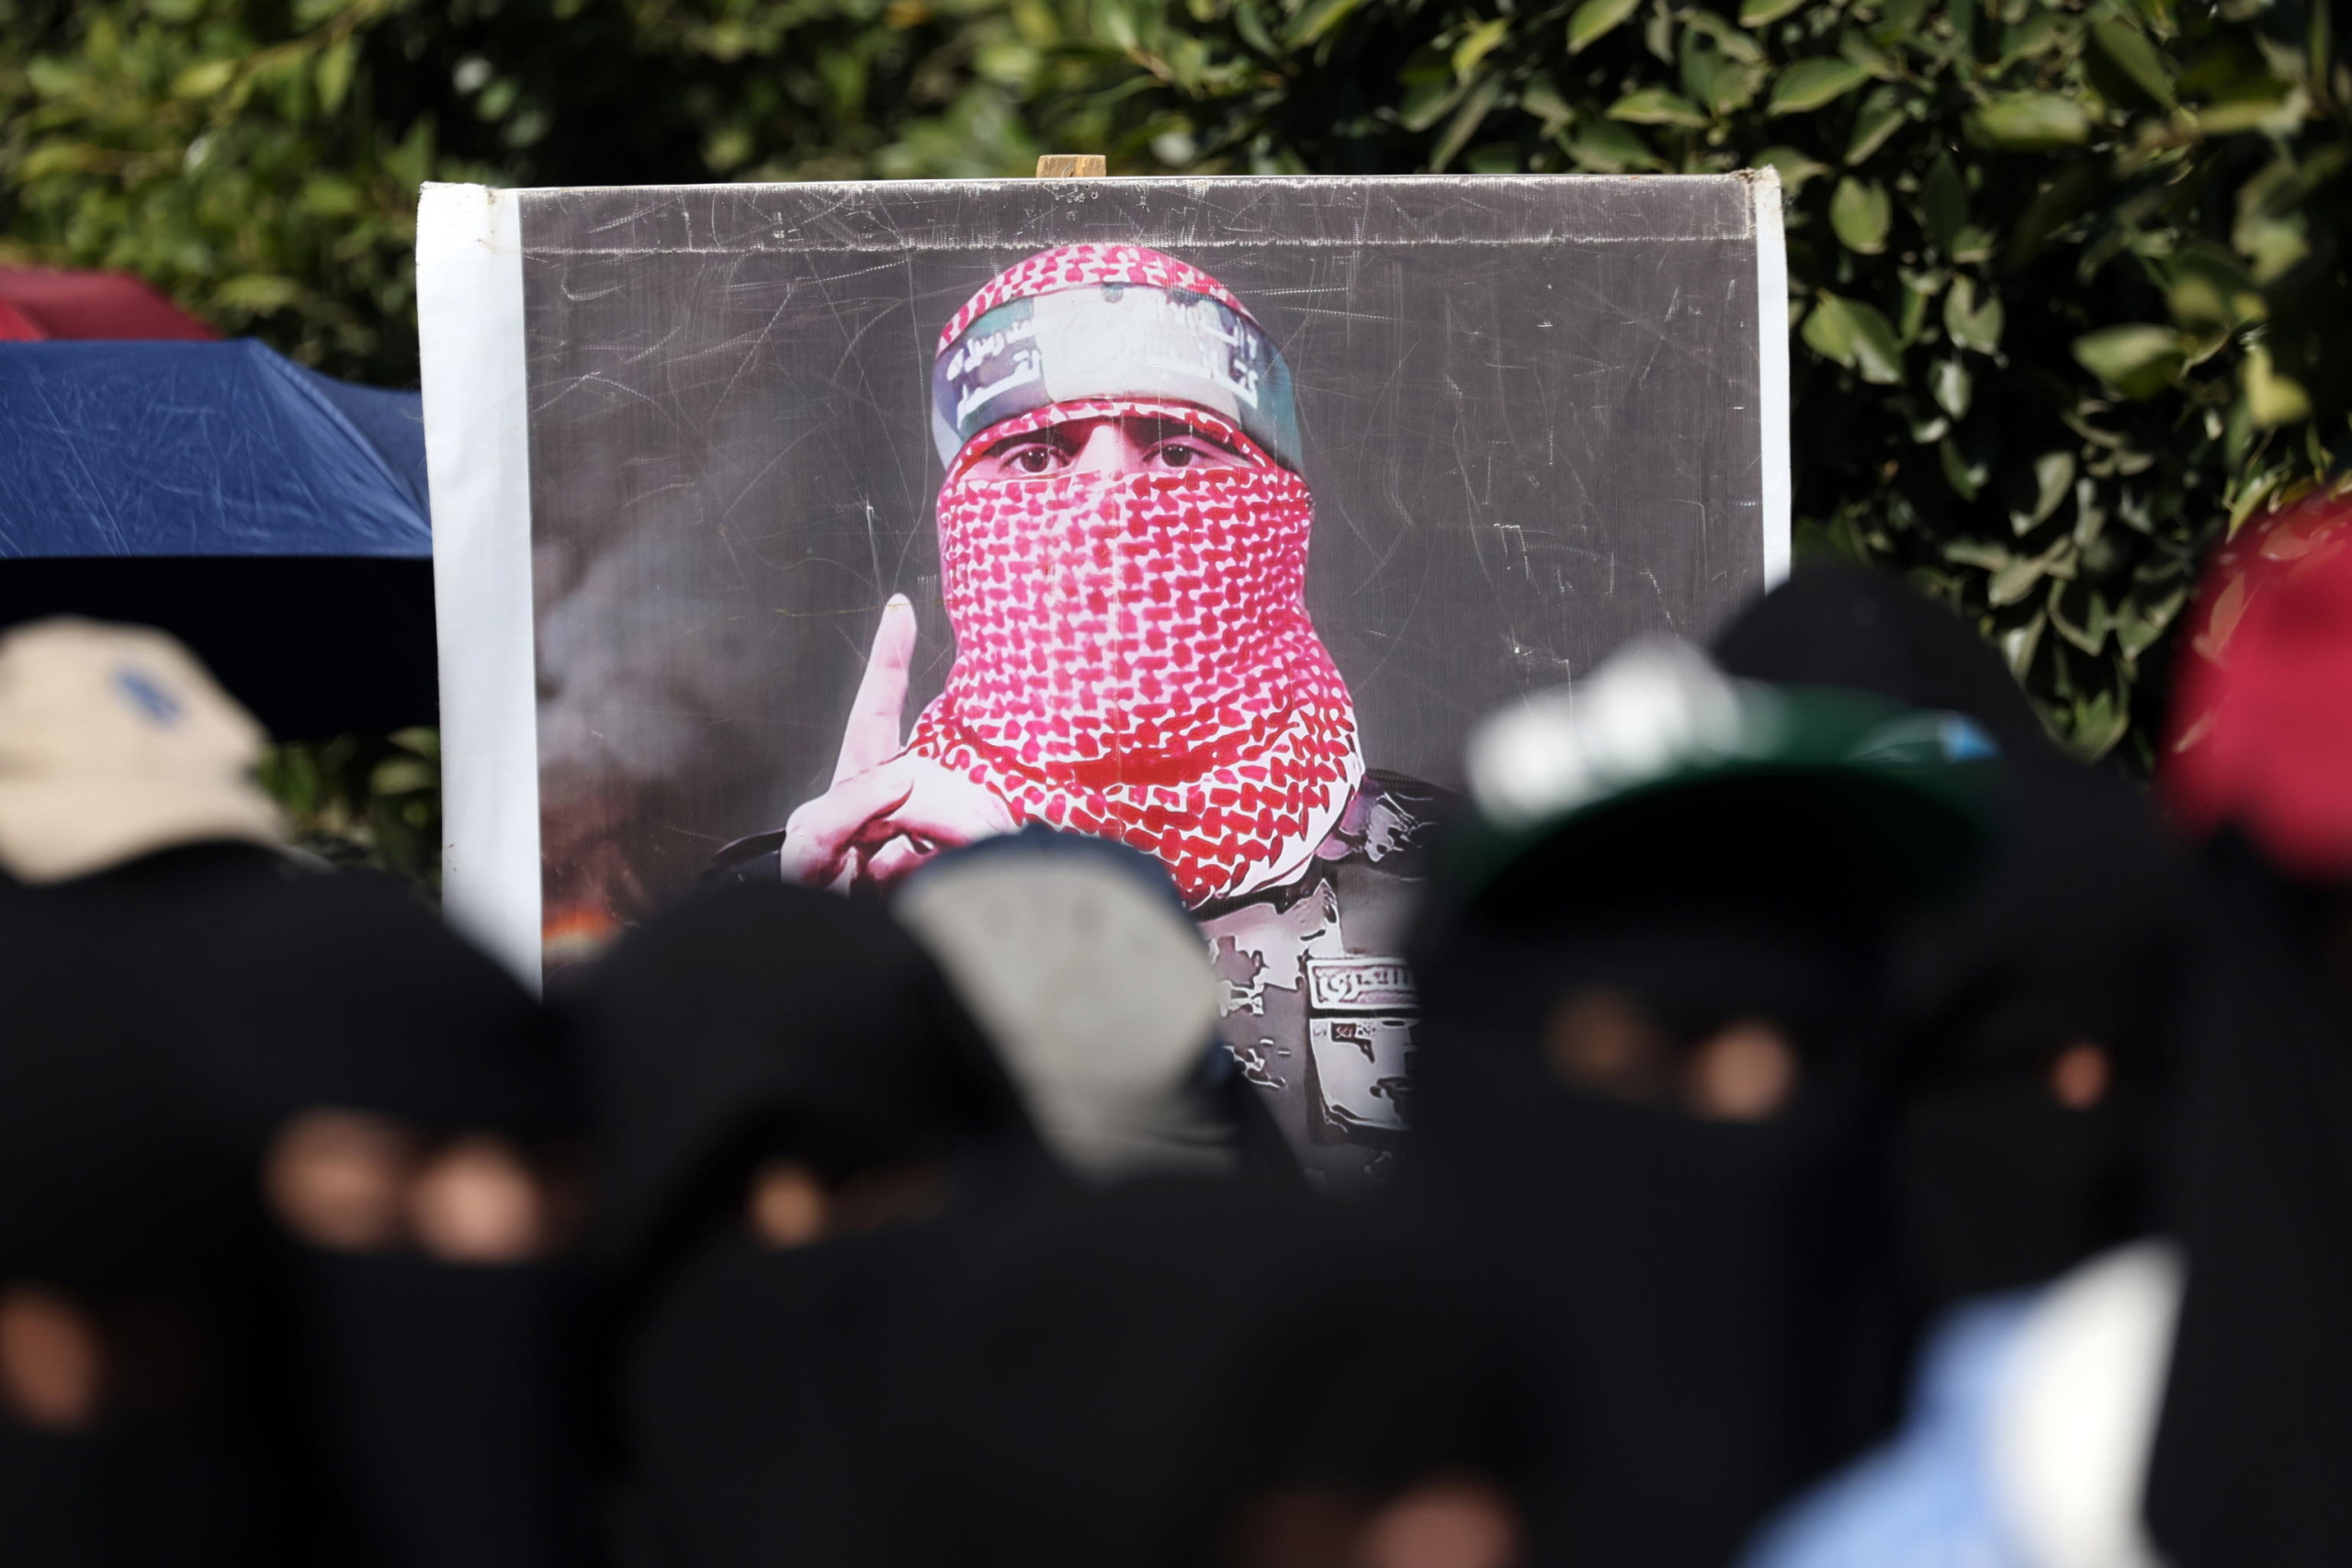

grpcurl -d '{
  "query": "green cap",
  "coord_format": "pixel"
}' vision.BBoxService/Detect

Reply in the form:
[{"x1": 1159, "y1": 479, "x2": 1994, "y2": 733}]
[{"x1": 1442, "y1": 639, "x2": 1996, "y2": 931}]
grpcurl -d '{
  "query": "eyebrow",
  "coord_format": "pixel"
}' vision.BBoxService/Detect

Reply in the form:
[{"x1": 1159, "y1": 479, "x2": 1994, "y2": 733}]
[
  {"x1": 1136, "y1": 417, "x2": 1245, "y2": 457},
  {"x1": 980, "y1": 425, "x2": 1080, "y2": 459}
]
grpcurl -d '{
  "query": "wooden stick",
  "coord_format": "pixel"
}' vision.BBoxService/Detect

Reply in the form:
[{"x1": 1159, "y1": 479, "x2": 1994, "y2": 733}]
[{"x1": 1035, "y1": 154, "x2": 1108, "y2": 177}]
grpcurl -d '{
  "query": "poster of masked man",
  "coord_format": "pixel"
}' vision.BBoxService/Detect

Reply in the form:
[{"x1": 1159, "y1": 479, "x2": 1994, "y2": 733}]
[{"x1": 419, "y1": 175, "x2": 1788, "y2": 1190}]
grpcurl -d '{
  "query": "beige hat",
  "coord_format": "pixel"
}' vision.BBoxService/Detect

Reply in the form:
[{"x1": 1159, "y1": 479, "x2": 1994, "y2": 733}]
[{"x1": 0, "y1": 617, "x2": 283, "y2": 884}]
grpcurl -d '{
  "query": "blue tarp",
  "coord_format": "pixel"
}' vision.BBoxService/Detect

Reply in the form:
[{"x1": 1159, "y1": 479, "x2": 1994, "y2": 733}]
[{"x1": 0, "y1": 339, "x2": 431, "y2": 559}]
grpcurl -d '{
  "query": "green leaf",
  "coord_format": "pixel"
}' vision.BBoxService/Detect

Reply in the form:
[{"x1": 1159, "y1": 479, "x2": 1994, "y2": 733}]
[
  {"x1": 1897, "y1": 268, "x2": 1944, "y2": 344},
  {"x1": 1803, "y1": 291, "x2": 1905, "y2": 383},
  {"x1": 1999, "y1": 615, "x2": 2046, "y2": 680},
  {"x1": 1942, "y1": 276, "x2": 2005, "y2": 355},
  {"x1": 1753, "y1": 144, "x2": 1831, "y2": 195},
  {"x1": 1739, "y1": 0, "x2": 1808, "y2": 25},
  {"x1": 214, "y1": 275, "x2": 304, "y2": 311},
  {"x1": 1920, "y1": 153, "x2": 1967, "y2": 253},
  {"x1": 1681, "y1": 9, "x2": 1765, "y2": 63},
  {"x1": 1566, "y1": 0, "x2": 1642, "y2": 54},
  {"x1": 299, "y1": 175, "x2": 364, "y2": 216},
  {"x1": 2243, "y1": 344, "x2": 2312, "y2": 427},
  {"x1": 1967, "y1": 93, "x2": 2093, "y2": 151},
  {"x1": 1608, "y1": 85, "x2": 1709, "y2": 127},
  {"x1": 2014, "y1": 450, "x2": 2075, "y2": 534},
  {"x1": 1988, "y1": 553, "x2": 2050, "y2": 605},
  {"x1": 1844, "y1": 87, "x2": 1907, "y2": 164},
  {"x1": 1944, "y1": 537, "x2": 2009, "y2": 570},
  {"x1": 2164, "y1": 243, "x2": 2259, "y2": 329},
  {"x1": 2066, "y1": 688, "x2": 2131, "y2": 760},
  {"x1": 1520, "y1": 81, "x2": 1574, "y2": 131},
  {"x1": 2049, "y1": 582, "x2": 2112, "y2": 657},
  {"x1": 2088, "y1": 19, "x2": 2175, "y2": 107},
  {"x1": 1233, "y1": 0, "x2": 1280, "y2": 54},
  {"x1": 1401, "y1": 72, "x2": 1471, "y2": 132},
  {"x1": 1431, "y1": 74, "x2": 1505, "y2": 169},
  {"x1": 315, "y1": 39, "x2": 356, "y2": 113},
  {"x1": 1769, "y1": 58, "x2": 1869, "y2": 115},
  {"x1": 1988, "y1": 539, "x2": 2075, "y2": 606},
  {"x1": 1287, "y1": 0, "x2": 1371, "y2": 47},
  {"x1": 1830, "y1": 176, "x2": 1892, "y2": 254},
  {"x1": 1941, "y1": 437, "x2": 1990, "y2": 500},
  {"x1": 2072, "y1": 325, "x2": 2186, "y2": 398},
  {"x1": 1931, "y1": 357, "x2": 1972, "y2": 419},
  {"x1": 1453, "y1": 17, "x2": 1510, "y2": 77},
  {"x1": 369, "y1": 757, "x2": 439, "y2": 796},
  {"x1": 1564, "y1": 118, "x2": 1666, "y2": 171},
  {"x1": 173, "y1": 59, "x2": 237, "y2": 98},
  {"x1": 1871, "y1": 0, "x2": 1931, "y2": 44},
  {"x1": 1681, "y1": 27, "x2": 1767, "y2": 115},
  {"x1": 1838, "y1": 29, "x2": 1900, "y2": 79}
]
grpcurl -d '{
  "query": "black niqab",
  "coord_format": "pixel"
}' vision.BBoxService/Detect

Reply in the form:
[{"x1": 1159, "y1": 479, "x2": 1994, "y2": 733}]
[
  {"x1": 2143, "y1": 834, "x2": 2352, "y2": 1565},
  {"x1": 567, "y1": 881, "x2": 1045, "y2": 1567},
  {"x1": 0, "y1": 841, "x2": 571, "y2": 1568},
  {"x1": 1412, "y1": 890, "x2": 1907, "y2": 1567},
  {"x1": 1715, "y1": 563, "x2": 2188, "y2": 1306}
]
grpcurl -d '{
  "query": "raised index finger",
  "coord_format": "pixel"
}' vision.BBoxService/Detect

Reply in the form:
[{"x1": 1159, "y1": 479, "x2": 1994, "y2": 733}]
[{"x1": 831, "y1": 594, "x2": 917, "y2": 785}]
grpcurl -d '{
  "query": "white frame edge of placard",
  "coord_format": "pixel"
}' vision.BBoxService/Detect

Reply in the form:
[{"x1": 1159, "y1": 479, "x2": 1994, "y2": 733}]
[
  {"x1": 1749, "y1": 167, "x2": 1792, "y2": 588},
  {"x1": 417, "y1": 182, "x2": 544, "y2": 990}
]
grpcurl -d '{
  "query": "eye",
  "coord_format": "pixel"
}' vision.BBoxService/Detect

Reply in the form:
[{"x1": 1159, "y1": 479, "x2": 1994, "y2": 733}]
[
  {"x1": 1010, "y1": 445, "x2": 1064, "y2": 475},
  {"x1": 1148, "y1": 429, "x2": 1241, "y2": 469}
]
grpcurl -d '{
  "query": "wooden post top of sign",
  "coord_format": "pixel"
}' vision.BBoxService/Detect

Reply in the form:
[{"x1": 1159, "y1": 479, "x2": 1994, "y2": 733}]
[{"x1": 1035, "y1": 155, "x2": 1107, "y2": 177}]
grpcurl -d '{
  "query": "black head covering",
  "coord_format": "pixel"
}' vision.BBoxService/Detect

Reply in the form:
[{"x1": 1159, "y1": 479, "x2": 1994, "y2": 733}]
[
  {"x1": 0, "y1": 841, "x2": 572, "y2": 1568},
  {"x1": 1712, "y1": 559, "x2": 2052, "y2": 762},
  {"x1": 579, "y1": 882, "x2": 1493, "y2": 1568},
  {"x1": 567, "y1": 880, "x2": 1046, "y2": 1566},
  {"x1": 568, "y1": 878, "x2": 1039, "y2": 1281},
  {"x1": 2143, "y1": 833, "x2": 2352, "y2": 1565},
  {"x1": 1715, "y1": 563, "x2": 2189, "y2": 1307},
  {"x1": 1413, "y1": 890, "x2": 1907, "y2": 1568},
  {"x1": 1414, "y1": 648, "x2": 2002, "y2": 1566}
]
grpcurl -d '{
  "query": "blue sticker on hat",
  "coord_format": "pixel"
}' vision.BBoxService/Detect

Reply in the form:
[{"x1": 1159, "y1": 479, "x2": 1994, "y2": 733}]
[{"x1": 112, "y1": 665, "x2": 185, "y2": 728}]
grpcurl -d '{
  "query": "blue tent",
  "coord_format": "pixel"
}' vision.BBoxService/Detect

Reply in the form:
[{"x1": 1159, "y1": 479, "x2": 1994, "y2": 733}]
[
  {"x1": 0, "y1": 340, "x2": 438, "y2": 736},
  {"x1": 0, "y1": 338, "x2": 429, "y2": 558}
]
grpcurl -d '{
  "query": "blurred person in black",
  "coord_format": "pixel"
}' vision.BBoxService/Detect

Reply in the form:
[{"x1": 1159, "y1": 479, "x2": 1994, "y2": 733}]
[
  {"x1": 0, "y1": 618, "x2": 578, "y2": 1568},
  {"x1": 1713, "y1": 563, "x2": 2191, "y2": 1314},
  {"x1": 1408, "y1": 637, "x2": 1994, "y2": 1568},
  {"x1": 2141, "y1": 492, "x2": 2352, "y2": 1567},
  {"x1": 571, "y1": 873, "x2": 1513, "y2": 1568},
  {"x1": 1741, "y1": 502, "x2": 2352, "y2": 1568}
]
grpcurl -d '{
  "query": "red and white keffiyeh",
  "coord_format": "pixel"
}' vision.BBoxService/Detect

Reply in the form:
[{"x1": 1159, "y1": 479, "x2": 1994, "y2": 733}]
[{"x1": 905, "y1": 249, "x2": 1364, "y2": 908}]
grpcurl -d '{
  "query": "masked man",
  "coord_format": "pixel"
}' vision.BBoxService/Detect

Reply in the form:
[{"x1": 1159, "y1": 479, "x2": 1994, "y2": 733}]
[{"x1": 714, "y1": 244, "x2": 1442, "y2": 1190}]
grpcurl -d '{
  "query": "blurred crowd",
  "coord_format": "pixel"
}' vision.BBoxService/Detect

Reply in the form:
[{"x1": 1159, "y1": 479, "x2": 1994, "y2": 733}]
[{"x1": 6, "y1": 495, "x2": 2352, "y2": 1568}]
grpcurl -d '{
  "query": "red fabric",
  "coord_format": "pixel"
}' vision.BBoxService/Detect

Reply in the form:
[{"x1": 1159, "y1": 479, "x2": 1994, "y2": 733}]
[
  {"x1": 906, "y1": 397, "x2": 1362, "y2": 908},
  {"x1": 0, "y1": 300, "x2": 44, "y2": 341},
  {"x1": 0, "y1": 269, "x2": 217, "y2": 342},
  {"x1": 2163, "y1": 493, "x2": 2352, "y2": 875},
  {"x1": 935, "y1": 243, "x2": 1253, "y2": 355}
]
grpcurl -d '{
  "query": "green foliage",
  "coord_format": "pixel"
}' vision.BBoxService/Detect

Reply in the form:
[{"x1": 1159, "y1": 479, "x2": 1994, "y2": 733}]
[
  {"x1": 0, "y1": 0, "x2": 1142, "y2": 384},
  {"x1": 1082, "y1": 0, "x2": 2352, "y2": 761},
  {"x1": 6, "y1": 0, "x2": 2347, "y2": 771},
  {"x1": 258, "y1": 727, "x2": 442, "y2": 887}
]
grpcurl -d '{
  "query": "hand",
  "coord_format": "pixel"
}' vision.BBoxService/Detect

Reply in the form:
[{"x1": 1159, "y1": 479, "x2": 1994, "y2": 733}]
[{"x1": 776, "y1": 595, "x2": 1015, "y2": 891}]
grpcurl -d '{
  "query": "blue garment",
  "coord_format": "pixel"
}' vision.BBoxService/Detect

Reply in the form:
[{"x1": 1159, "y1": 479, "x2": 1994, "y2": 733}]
[
  {"x1": 1740, "y1": 1292, "x2": 2043, "y2": 1568},
  {"x1": 0, "y1": 339, "x2": 428, "y2": 559}
]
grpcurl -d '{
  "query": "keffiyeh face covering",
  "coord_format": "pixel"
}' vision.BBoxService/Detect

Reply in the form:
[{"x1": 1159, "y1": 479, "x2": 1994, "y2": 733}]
[{"x1": 906, "y1": 245, "x2": 1363, "y2": 908}]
